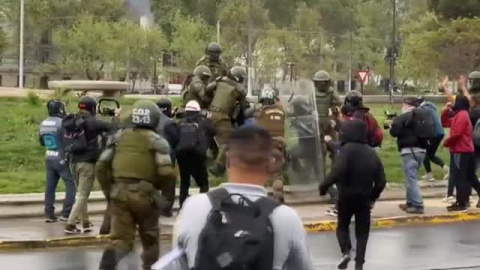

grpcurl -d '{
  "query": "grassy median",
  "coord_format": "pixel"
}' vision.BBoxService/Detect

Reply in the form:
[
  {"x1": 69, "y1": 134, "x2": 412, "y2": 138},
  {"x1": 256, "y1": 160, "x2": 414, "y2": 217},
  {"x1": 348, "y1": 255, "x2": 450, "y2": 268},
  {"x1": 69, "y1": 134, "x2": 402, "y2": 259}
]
[{"x1": 0, "y1": 96, "x2": 450, "y2": 194}]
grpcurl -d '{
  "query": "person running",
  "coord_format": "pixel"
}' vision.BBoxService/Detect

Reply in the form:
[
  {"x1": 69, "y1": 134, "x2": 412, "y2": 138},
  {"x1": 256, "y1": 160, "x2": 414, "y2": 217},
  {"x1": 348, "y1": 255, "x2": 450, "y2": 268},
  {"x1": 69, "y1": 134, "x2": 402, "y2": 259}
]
[
  {"x1": 416, "y1": 97, "x2": 449, "y2": 182},
  {"x1": 320, "y1": 120, "x2": 386, "y2": 270}
]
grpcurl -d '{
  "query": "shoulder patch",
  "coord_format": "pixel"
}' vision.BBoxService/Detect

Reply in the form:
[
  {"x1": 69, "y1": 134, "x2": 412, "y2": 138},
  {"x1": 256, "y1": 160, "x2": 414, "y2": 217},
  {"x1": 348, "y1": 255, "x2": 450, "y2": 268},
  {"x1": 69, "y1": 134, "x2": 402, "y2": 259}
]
[{"x1": 147, "y1": 131, "x2": 170, "y2": 154}]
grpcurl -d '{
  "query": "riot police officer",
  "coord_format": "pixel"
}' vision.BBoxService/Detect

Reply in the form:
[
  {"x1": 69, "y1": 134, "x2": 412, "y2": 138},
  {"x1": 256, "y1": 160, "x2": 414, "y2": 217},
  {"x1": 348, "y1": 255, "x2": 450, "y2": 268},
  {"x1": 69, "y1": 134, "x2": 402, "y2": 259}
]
[
  {"x1": 207, "y1": 66, "x2": 247, "y2": 176},
  {"x1": 96, "y1": 100, "x2": 176, "y2": 270},
  {"x1": 182, "y1": 65, "x2": 213, "y2": 109},
  {"x1": 196, "y1": 42, "x2": 229, "y2": 81},
  {"x1": 469, "y1": 71, "x2": 480, "y2": 94},
  {"x1": 252, "y1": 87, "x2": 287, "y2": 203},
  {"x1": 313, "y1": 70, "x2": 342, "y2": 165}
]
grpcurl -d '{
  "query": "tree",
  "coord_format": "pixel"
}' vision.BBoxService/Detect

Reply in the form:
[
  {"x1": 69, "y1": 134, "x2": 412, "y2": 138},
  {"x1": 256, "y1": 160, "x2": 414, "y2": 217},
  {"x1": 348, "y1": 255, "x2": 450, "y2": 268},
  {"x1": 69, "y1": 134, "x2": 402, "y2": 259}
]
[
  {"x1": 428, "y1": 0, "x2": 480, "y2": 19},
  {"x1": 218, "y1": 0, "x2": 270, "y2": 64},
  {"x1": 53, "y1": 15, "x2": 114, "y2": 80},
  {"x1": 170, "y1": 11, "x2": 214, "y2": 72}
]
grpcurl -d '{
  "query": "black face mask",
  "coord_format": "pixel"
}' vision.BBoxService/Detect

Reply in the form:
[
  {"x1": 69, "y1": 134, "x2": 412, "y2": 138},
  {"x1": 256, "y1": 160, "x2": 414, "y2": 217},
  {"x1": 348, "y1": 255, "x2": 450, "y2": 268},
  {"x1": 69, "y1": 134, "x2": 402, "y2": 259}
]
[{"x1": 209, "y1": 51, "x2": 221, "y2": 61}]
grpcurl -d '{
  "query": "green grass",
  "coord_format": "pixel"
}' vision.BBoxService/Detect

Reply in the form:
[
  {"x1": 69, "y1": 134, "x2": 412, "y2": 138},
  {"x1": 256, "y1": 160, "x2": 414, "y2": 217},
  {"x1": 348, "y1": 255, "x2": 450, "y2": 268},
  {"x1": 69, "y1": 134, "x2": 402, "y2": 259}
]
[{"x1": 0, "y1": 96, "x2": 449, "y2": 193}]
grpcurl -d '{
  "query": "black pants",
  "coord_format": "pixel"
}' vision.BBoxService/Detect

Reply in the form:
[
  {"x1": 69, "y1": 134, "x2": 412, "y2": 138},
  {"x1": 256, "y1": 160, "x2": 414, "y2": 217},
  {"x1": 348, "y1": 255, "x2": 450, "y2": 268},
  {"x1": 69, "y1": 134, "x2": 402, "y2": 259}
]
[
  {"x1": 177, "y1": 153, "x2": 209, "y2": 208},
  {"x1": 337, "y1": 197, "x2": 371, "y2": 265},
  {"x1": 423, "y1": 135, "x2": 445, "y2": 173},
  {"x1": 450, "y1": 153, "x2": 480, "y2": 206}
]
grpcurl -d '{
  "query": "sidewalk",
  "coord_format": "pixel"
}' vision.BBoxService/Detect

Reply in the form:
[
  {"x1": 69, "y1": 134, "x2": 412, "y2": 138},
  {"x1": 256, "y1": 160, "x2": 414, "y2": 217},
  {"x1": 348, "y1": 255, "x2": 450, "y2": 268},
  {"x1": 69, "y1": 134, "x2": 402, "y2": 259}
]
[
  {"x1": 0, "y1": 181, "x2": 448, "y2": 219},
  {"x1": 1, "y1": 196, "x2": 480, "y2": 251}
]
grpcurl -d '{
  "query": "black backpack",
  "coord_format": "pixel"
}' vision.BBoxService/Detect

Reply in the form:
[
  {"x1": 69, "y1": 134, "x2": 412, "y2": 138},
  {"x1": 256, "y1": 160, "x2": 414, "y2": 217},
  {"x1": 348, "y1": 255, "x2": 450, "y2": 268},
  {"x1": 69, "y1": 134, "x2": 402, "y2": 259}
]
[
  {"x1": 411, "y1": 108, "x2": 436, "y2": 139},
  {"x1": 194, "y1": 188, "x2": 279, "y2": 270},
  {"x1": 176, "y1": 121, "x2": 203, "y2": 155},
  {"x1": 62, "y1": 114, "x2": 89, "y2": 154}
]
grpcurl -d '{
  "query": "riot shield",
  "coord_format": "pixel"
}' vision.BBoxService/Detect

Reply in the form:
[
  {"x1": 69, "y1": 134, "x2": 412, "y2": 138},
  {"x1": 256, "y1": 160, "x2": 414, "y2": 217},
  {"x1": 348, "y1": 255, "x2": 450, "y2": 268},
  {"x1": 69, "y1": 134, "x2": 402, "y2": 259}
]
[{"x1": 280, "y1": 79, "x2": 325, "y2": 191}]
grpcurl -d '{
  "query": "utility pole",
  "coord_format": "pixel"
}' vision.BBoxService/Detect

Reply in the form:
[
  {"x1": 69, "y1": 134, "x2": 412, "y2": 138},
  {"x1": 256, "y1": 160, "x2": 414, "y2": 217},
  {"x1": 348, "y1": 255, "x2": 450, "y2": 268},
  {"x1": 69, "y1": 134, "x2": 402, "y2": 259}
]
[
  {"x1": 247, "y1": 0, "x2": 253, "y2": 96},
  {"x1": 19, "y1": 0, "x2": 25, "y2": 89},
  {"x1": 216, "y1": 20, "x2": 221, "y2": 44},
  {"x1": 389, "y1": 0, "x2": 397, "y2": 104}
]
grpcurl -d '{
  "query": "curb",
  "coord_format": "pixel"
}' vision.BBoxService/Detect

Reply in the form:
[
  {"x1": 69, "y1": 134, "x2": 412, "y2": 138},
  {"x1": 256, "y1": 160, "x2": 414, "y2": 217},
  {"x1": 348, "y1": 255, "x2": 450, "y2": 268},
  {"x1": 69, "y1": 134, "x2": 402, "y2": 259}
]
[
  {"x1": 303, "y1": 211, "x2": 480, "y2": 233},
  {"x1": 0, "y1": 233, "x2": 173, "y2": 252},
  {"x1": 2, "y1": 211, "x2": 480, "y2": 252}
]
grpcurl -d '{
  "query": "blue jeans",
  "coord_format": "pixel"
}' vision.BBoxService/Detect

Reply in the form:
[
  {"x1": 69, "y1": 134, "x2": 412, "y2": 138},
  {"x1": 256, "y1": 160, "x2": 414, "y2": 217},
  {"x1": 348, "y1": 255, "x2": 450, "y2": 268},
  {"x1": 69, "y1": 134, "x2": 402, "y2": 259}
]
[
  {"x1": 45, "y1": 159, "x2": 76, "y2": 218},
  {"x1": 401, "y1": 152, "x2": 425, "y2": 208}
]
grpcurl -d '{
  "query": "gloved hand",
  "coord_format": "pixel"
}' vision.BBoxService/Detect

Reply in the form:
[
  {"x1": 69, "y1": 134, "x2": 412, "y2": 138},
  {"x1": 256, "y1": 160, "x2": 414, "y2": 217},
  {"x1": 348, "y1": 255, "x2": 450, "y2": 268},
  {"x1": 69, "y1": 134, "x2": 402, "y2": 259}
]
[{"x1": 319, "y1": 184, "x2": 328, "y2": 196}]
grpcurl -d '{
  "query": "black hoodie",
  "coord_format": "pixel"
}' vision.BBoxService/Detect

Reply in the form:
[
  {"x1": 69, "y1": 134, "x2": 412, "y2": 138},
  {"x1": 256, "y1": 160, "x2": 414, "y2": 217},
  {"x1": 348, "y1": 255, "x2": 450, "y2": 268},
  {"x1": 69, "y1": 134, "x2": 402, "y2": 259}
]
[{"x1": 319, "y1": 120, "x2": 386, "y2": 201}]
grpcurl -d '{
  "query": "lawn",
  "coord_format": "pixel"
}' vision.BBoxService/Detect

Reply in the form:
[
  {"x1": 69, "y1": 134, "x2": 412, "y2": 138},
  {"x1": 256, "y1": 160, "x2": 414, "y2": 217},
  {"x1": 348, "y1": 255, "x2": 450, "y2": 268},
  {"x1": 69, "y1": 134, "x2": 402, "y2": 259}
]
[{"x1": 0, "y1": 95, "x2": 450, "y2": 194}]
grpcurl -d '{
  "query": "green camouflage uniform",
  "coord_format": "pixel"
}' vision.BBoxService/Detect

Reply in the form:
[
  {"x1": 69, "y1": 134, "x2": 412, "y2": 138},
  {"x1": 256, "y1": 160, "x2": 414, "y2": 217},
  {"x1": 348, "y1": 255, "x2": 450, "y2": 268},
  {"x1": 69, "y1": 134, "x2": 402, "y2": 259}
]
[
  {"x1": 96, "y1": 128, "x2": 176, "y2": 270},
  {"x1": 315, "y1": 87, "x2": 342, "y2": 164},
  {"x1": 207, "y1": 76, "x2": 246, "y2": 173},
  {"x1": 182, "y1": 75, "x2": 211, "y2": 109},
  {"x1": 196, "y1": 55, "x2": 229, "y2": 81}
]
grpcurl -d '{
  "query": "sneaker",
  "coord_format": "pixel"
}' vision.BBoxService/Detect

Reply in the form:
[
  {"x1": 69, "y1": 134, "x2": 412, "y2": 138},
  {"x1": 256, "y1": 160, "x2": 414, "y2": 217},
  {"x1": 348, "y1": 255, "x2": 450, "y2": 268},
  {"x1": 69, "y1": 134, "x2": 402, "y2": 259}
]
[
  {"x1": 59, "y1": 216, "x2": 69, "y2": 222},
  {"x1": 83, "y1": 222, "x2": 94, "y2": 233},
  {"x1": 337, "y1": 254, "x2": 351, "y2": 269},
  {"x1": 398, "y1": 204, "x2": 408, "y2": 212},
  {"x1": 326, "y1": 208, "x2": 338, "y2": 217},
  {"x1": 64, "y1": 224, "x2": 81, "y2": 234},
  {"x1": 443, "y1": 196, "x2": 455, "y2": 203},
  {"x1": 421, "y1": 173, "x2": 435, "y2": 182},
  {"x1": 45, "y1": 216, "x2": 58, "y2": 223},
  {"x1": 447, "y1": 203, "x2": 467, "y2": 212},
  {"x1": 443, "y1": 165, "x2": 450, "y2": 180},
  {"x1": 355, "y1": 263, "x2": 364, "y2": 270},
  {"x1": 405, "y1": 207, "x2": 424, "y2": 214}
]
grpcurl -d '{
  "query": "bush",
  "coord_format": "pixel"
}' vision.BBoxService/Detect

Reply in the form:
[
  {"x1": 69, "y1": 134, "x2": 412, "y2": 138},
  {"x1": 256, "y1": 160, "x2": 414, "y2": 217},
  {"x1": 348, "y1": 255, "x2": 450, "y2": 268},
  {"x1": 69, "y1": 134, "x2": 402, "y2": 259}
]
[{"x1": 26, "y1": 91, "x2": 40, "y2": 105}]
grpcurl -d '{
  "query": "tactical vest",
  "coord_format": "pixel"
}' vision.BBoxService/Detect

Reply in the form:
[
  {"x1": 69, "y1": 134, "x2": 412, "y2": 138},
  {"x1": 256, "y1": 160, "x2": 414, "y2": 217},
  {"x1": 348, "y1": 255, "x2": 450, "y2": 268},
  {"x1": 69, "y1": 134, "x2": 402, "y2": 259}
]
[
  {"x1": 315, "y1": 88, "x2": 335, "y2": 118},
  {"x1": 39, "y1": 116, "x2": 64, "y2": 161},
  {"x1": 256, "y1": 104, "x2": 286, "y2": 138},
  {"x1": 196, "y1": 56, "x2": 228, "y2": 80},
  {"x1": 112, "y1": 129, "x2": 158, "y2": 184},
  {"x1": 210, "y1": 77, "x2": 243, "y2": 116}
]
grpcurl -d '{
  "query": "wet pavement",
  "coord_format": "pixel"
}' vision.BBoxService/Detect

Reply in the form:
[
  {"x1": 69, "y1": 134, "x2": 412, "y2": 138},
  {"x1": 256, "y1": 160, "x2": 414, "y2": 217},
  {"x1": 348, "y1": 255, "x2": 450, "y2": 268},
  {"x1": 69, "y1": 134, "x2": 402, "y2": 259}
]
[{"x1": 2, "y1": 221, "x2": 480, "y2": 269}]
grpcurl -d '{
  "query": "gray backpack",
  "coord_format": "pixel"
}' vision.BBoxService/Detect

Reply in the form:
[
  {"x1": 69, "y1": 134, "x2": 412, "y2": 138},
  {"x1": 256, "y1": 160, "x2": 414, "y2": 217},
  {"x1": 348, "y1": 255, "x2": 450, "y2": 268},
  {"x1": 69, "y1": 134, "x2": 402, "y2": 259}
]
[{"x1": 473, "y1": 119, "x2": 480, "y2": 147}]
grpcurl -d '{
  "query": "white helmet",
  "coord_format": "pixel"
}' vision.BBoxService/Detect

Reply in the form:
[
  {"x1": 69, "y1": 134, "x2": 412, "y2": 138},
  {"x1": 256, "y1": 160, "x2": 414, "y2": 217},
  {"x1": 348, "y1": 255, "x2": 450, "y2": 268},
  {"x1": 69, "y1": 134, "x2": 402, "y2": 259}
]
[{"x1": 185, "y1": 100, "x2": 201, "y2": 112}]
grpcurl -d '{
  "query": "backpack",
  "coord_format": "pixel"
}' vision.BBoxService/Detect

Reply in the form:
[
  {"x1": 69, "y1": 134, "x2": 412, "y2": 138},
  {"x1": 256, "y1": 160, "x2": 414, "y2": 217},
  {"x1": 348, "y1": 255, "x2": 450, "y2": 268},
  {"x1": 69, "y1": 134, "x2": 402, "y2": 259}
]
[
  {"x1": 176, "y1": 121, "x2": 203, "y2": 155},
  {"x1": 62, "y1": 114, "x2": 89, "y2": 154},
  {"x1": 349, "y1": 110, "x2": 384, "y2": 147},
  {"x1": 411, "y1": 108, "x2": 436, "y2": 139},
  {"x1": 195, "y1": 188, "x2": 279, "y2": 270},
  {"x1": 473, "y1": 119, "x2": 480, "y2": 147}
]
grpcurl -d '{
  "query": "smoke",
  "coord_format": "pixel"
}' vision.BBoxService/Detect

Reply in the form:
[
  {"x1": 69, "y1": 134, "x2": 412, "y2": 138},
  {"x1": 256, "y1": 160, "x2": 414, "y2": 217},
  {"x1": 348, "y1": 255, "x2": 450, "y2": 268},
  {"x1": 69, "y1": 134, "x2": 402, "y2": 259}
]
[{"x1": 125, "y1": 0, "x2": 152, "y2": 18}]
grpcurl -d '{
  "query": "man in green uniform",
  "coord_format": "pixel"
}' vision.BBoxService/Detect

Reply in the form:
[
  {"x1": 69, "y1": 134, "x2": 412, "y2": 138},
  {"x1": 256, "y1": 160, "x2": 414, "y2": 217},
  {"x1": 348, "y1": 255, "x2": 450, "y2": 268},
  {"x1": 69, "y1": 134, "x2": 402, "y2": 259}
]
[
  {"x1": 469, "y1": 71, "x2": 480, "y2": 94},
  {"x1": 207, "y1": 66, "x2": 247, "y2": 176},
  {"x1": 247, "y1": 87, "x2": 287, "y2": 203},
  {"x1": 196, "y1": 42, "x2": 229, "y2": 81},
  {"x1": 96, "y1": 100, "x2": 176, "y2": 270},
  {"x1": 313, "y1": 70, "x2": 342, "y2": 166},
  {"x1": 181, "y1": 65, "x2": 212, "y2": 109}
]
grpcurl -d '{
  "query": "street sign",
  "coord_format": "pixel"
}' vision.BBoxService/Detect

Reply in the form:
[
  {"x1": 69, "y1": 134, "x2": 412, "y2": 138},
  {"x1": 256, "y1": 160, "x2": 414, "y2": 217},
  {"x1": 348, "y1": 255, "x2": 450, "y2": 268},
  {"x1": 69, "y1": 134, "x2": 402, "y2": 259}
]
[{"x1": 357, "y1": 70, "x2": 369, "y2": 84}]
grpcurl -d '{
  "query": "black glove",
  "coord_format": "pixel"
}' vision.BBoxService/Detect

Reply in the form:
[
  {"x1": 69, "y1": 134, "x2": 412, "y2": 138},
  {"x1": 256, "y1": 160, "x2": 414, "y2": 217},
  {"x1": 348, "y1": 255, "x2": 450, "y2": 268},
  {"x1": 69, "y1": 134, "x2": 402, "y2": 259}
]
[{"x1": 319, "y1": 184, "x2": 328, "y2": 196}]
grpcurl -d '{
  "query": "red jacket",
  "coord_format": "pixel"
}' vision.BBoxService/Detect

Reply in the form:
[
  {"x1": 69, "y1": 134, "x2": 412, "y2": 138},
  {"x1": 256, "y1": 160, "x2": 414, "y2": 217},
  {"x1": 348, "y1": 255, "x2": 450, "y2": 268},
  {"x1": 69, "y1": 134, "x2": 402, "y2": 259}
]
[{"x1": 441, "y1": 109, "x2": 474, "y2": 153}]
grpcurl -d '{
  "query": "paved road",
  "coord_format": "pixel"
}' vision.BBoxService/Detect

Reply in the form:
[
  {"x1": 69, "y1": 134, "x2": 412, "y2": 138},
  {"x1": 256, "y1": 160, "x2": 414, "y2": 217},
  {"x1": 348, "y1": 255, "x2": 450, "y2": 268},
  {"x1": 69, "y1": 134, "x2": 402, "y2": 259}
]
[{"x1": 2, "y1": 222, "x2": 480, "y2": 270}]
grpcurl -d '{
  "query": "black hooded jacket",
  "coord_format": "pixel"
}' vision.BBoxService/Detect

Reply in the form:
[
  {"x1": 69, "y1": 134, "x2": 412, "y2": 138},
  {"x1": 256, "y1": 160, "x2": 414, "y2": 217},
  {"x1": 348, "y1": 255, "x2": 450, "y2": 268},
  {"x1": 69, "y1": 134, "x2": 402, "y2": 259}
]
[{"x1": 319, "y1": 120, "x2": 386, "y2": 201}]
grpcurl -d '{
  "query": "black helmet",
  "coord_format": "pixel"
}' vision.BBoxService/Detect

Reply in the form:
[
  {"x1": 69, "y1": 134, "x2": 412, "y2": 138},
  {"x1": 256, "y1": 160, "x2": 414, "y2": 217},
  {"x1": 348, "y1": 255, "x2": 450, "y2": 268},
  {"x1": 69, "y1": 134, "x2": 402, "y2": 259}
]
[
  {"x1": 78, "y1": 96, "x2": 97, "y2": 115},
  {"x1": 156, "y1": 98, "x2": 173, "y2": 117},
  {"x1": 344, "y1": 90, "x2": 363, "y2": 107},
  {"x1": 206, "y1": 42, "x2": 222, "y2": 53},
  {"x1": 206, "y1": 42, "x2": 222, "y2": 61},
  {"x1": 46, "y1": 99, "x2": 66, "y2": 118}
]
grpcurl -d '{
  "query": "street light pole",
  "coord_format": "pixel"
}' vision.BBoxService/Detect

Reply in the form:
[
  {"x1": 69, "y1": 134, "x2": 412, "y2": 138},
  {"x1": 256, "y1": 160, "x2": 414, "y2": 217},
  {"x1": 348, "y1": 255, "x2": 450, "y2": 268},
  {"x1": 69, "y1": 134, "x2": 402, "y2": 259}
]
[
  {"x1": 389, "y1": 0, "x2": 396, "y2": 104},
  {"x1": 247, "y1": 0, "x2": 253, "y2": 96},
  {"x1": 19, "y1": 0, "x2": 25, "y2": 89}
]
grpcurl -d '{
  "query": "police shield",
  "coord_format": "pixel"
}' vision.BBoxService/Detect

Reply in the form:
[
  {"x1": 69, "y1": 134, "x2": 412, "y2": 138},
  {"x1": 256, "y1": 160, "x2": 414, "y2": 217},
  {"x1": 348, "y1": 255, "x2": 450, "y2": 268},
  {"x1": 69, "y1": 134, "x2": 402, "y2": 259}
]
[{"x1": 279, "y1": 79, "x2": 325, "y2": 191}]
